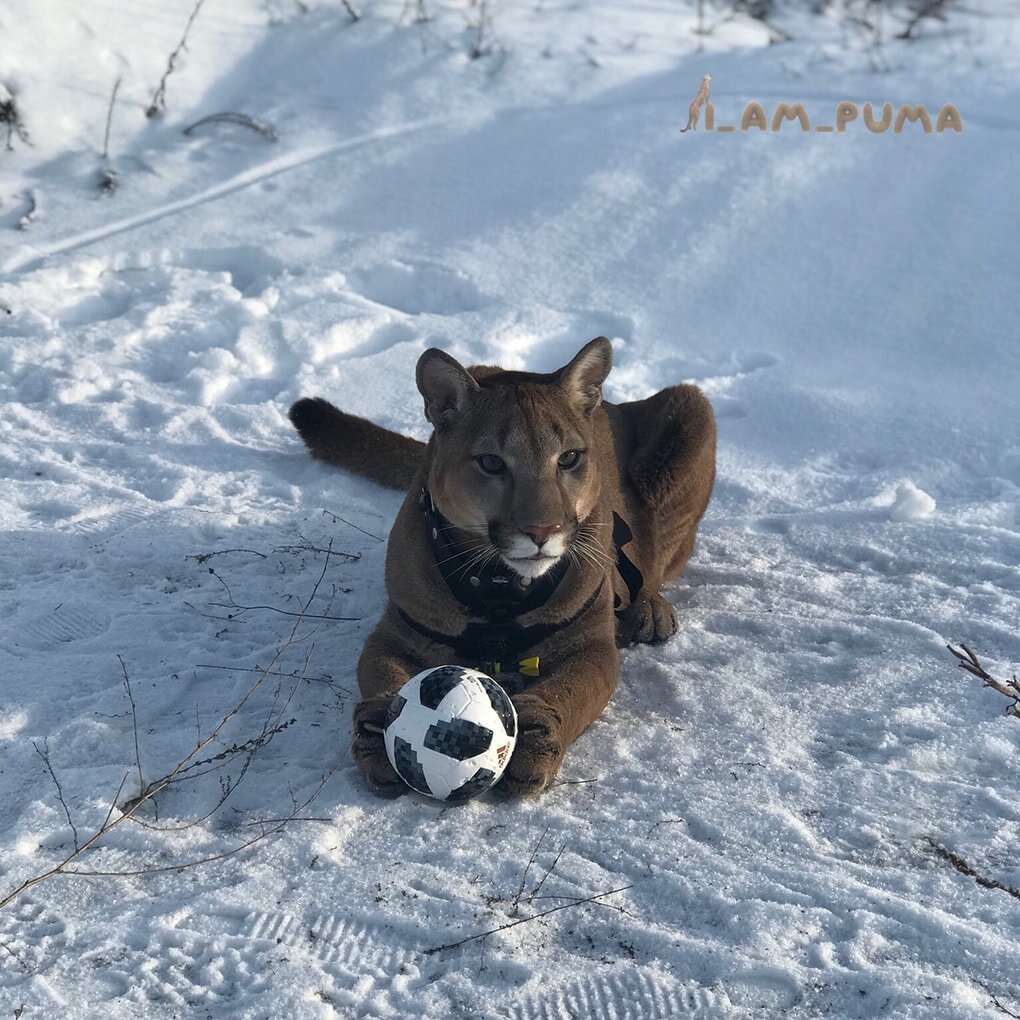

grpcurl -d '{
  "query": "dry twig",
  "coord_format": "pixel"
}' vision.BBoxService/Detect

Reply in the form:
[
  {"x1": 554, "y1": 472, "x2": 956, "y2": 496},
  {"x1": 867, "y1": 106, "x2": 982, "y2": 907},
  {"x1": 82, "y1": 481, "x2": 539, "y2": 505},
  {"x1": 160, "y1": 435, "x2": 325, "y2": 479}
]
[
  {"x1": 102, "y1": 77, "x2": 121, "y2": 160},
  {"x1": 32, "y1": 739, "x2": 79, "y2": 850},
  {"x1": 925, "y1": 837, "x2": 1020, "y2": 901},
  {"x1": 947, "y1": 644, "x2": 1020, "y2": 718},
  {"x1": 204, "y1": 566, "x2": 360, "y2": 622},
  {"x1": 424, "y1": 885, "x2": 633, "y2": 955},
  {"x1": 99, "y1": 78, "x2": 121, "y2": 193},
  {"x1": 146, "y1": 0, "x2": 207, "y2": 118},
  {"x1": 182, "y1": 112, "x2": 279, "y2": 142}
]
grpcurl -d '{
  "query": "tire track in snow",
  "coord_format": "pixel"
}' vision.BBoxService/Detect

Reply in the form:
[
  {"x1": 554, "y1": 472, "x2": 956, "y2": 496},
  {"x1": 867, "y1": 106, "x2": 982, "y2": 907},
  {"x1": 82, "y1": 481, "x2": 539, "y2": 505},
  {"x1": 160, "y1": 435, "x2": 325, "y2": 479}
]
[{"x1": 2, "y1": 117, "x2": 445, "y2": 277}]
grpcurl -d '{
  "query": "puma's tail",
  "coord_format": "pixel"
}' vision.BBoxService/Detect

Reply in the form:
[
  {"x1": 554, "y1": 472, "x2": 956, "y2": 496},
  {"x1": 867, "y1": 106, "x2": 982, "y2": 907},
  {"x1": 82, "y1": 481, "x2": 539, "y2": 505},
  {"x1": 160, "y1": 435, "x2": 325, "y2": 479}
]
[{"x1": 288, "y1": 397, "x2": 426, "y2": 492}]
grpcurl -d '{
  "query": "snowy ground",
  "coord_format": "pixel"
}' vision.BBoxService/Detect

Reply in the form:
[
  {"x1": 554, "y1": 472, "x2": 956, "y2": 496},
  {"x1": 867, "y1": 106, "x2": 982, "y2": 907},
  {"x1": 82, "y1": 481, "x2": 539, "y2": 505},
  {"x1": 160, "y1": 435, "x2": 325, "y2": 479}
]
[{"x1": 1, "y1": 0, "x2": 1019, "y2": 1016}]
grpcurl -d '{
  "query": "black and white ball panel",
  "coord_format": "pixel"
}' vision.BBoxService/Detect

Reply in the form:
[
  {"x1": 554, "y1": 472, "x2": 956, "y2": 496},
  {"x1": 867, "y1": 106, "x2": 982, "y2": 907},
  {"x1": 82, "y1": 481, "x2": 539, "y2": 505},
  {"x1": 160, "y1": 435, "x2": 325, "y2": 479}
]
[
  {"x1": 424, "y1": 717, "x2": 492, "y2": 761},
  {"x1": 418, "y1": 666, "x2": 467, "y2": 709},
  {"x1": 445, "y1": 767, "x2": 497, "y2": 803},
  {"x1": 391, "y1": 735, "x2": 430, "y2": 796},
  {"x1": 478, "y1": 675, "x2": 517, "y2": 738}
]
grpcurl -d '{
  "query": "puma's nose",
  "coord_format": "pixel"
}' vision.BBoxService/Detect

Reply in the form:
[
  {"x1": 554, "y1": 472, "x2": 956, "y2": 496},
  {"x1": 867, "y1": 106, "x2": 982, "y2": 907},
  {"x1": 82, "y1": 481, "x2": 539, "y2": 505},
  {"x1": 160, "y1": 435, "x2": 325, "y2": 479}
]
[{"x1": 523, "y1": 524, "x2": 561, "y2": 549}]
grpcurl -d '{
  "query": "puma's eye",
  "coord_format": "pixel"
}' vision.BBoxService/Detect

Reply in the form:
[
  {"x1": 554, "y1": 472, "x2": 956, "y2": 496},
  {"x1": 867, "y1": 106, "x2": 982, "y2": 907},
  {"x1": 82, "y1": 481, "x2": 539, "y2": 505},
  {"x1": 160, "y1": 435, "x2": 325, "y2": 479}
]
[
  {"x1": 558, "y1": 450, "x2": 583, "y2": 470},
  {"x1": 475, "y1": 454, "x2": 506, "y2": 475}
]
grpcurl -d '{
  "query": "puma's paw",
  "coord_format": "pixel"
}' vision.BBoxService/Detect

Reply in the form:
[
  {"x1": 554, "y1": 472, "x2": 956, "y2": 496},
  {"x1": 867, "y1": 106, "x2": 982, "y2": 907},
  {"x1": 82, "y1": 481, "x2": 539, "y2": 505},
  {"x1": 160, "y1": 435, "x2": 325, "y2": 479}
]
[
  {"x1": 352, "y1": 696, "x2": 407, "y2": 798},
  {"x1": 616, "y1": 589, "x2": 678, "y2": 646},
  {"x1": 498, "y1": 695, "x2": 566, "y2": 797}
]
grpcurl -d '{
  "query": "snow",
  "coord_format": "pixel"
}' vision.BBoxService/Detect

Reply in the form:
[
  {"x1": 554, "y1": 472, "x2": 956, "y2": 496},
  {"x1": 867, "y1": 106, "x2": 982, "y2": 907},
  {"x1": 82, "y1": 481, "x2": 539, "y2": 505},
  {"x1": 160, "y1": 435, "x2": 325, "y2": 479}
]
[
  {"x1": 1, "y1": 0, "x2": 1019, "y2": 1017},
  {"x1": 888, "y1": 482, "x2": 936, "y2": 523}
]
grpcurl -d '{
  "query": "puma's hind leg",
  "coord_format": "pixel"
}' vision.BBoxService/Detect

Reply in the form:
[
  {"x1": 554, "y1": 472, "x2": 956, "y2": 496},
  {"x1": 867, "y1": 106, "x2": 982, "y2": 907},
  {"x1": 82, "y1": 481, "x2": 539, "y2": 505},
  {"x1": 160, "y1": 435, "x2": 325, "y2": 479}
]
[{"x1": 617, "y1": 384, "x2": 716, "y2": 645}]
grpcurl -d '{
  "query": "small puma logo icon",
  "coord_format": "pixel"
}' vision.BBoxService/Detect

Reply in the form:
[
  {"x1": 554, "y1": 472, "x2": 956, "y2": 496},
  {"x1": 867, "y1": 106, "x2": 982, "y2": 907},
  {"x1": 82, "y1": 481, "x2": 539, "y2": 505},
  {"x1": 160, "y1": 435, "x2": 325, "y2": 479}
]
[{"x1": 682, "y1": 73, "x2": 711, "y2": 132}]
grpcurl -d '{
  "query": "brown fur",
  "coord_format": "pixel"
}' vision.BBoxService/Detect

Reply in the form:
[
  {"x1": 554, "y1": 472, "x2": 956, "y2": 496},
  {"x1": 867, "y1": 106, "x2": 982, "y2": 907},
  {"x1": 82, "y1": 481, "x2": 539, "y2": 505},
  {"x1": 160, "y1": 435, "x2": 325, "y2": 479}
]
[{"x1": 289, "y1": 338, "x2": 716, "y2": 796}]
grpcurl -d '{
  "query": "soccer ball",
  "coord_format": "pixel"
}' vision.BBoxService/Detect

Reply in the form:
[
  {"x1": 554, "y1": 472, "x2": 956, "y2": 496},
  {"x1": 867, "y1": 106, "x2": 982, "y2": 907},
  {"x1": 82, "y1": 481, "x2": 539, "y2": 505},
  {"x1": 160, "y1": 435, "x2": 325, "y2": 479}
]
[{"x1": 382, "y1": 666, "x2": 518, "y2": 802}]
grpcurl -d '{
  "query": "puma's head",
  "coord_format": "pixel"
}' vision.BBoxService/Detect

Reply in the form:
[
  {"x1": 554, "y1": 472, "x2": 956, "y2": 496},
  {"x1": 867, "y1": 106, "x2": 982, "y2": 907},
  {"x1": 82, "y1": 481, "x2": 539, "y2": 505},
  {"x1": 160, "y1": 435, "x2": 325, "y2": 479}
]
[{"x1": 416, "y1": 338, "x2": 612, "y2": 579}]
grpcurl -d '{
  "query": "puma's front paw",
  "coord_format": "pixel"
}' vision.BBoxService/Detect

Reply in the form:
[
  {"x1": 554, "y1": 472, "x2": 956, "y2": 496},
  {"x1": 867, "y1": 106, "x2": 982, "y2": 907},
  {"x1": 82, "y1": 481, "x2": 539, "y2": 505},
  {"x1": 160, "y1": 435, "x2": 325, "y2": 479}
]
[
  {"x1": 352, "y1": 696, "x2": 406, "y2": 798},
  {"x1": 499, "y1": 694, "x2": 566, "y2": 797},
  {"x1": 616, "y1": 589, "x2": 677, "y2": 646}
]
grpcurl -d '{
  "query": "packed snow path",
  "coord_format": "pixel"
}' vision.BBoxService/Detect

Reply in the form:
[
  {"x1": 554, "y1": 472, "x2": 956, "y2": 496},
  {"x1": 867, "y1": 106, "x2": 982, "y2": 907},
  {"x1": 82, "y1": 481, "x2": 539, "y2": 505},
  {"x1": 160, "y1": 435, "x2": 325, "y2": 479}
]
[{"x1": 1, "y1": 2, "x2": 1018, "y2": 1017}]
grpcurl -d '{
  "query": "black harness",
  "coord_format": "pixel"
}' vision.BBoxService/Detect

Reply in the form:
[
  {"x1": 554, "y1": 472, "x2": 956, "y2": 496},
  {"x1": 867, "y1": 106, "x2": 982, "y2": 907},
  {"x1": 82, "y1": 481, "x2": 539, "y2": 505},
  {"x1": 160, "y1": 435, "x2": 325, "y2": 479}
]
[{"x1": 395, "y1": 489, "x2": 642, "y2": 687}]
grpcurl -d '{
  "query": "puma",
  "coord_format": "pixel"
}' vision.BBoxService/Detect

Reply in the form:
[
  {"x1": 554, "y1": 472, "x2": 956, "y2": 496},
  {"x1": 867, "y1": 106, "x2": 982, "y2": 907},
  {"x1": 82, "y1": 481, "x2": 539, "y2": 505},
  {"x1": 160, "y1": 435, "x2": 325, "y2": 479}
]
[{"x1": 289, "y1": 338, "x2": 716, "y2": 796}]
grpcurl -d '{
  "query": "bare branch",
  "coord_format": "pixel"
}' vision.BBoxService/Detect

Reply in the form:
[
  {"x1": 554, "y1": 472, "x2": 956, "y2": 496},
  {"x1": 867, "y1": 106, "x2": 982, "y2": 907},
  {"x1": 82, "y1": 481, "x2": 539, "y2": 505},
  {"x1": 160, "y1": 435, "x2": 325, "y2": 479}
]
[
  {"x1": 146, "y1": 0, "x2": 207, "y2": 118},
  {"x1": 32, "y1": 739, "x2": 79, "y2": 851},
  {"x1": 186, "y1": 547, "x2": 268, "y2": 563},
  {"x1": 512, "y1": 825, "x2": 548, "y2": 917},
  {"x1": 118, "y1": 655, "x2": 145, "y2": 803},
  {"x1": 321, "y1": 508, "x2": 384, "y2": 542},
  {"x1": 424, "y1": 885, "x2": 633, "y2": 955},
  {"x1": 102, "y1": 76, "x2": 121, "y2": 160},
  {"x1": 947, "y1": 644, "x2": 1020, "y2": 718},
  {"x1": 926, "y1": 837, "x2": 1020, "y2": 901},
  {"x1": 182, "y1": 112, "x2": 278, "y2": 142}
]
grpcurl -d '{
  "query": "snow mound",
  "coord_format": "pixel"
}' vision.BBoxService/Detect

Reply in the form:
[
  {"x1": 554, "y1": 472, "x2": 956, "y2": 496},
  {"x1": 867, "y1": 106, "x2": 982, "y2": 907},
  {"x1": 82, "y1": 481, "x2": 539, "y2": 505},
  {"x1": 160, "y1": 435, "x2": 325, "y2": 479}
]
[{"x1": 889, "y1": 481, "x2": 937, "y2": 522}]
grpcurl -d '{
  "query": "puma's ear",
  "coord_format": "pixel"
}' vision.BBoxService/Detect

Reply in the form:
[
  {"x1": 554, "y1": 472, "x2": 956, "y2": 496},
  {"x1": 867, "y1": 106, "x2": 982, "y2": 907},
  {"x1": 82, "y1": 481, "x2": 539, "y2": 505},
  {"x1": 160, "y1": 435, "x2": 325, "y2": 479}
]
[
  {"x1": 416, "y1": 348, "x2": 479, "y2": 429},
  {"x1": 557, "y1": 337, "x2": 613, "y2": 415}
]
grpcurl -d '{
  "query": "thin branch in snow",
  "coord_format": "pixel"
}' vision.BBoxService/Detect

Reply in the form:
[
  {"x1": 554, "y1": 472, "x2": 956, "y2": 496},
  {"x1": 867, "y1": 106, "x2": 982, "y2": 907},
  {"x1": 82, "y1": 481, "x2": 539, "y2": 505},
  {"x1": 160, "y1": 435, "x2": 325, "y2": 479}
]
[
  {"x1": 146, "y1": 0, "x2": 207, "y2": 118},
  {"x1": 981, "y1": 985, "x2": 1020, "y2": 1020},
  {"x1": 195, "y1": 661, "x2": 350, "y2": 704},
  {"x1": 186, "y1": 547, "x2": 269, "y2": 563},
  {"x1": 512, "y1": 825, "x2": 549, "y2": 916},
  {"x1": 341, "y1": 0, "x2": 362, "y2": 20},
  {"x1": 925, "y1": 837, "x2": 1020, "y2": 901},
  {"x1": 205, "y1": 565, "x2": 360, "y2": 622},
  {"x1": 526, "y1": 843, "x2": 565, "y2": 906},
  {"x1": 102, "y1": 76, "x2": 121, "y2": 160},
  {"x1": 182, "y1": 112, "x2": 279, "y2": 142},
  {"x1": 98, "y1": 77, "x2": 122, "y2": 194},
  {"x1": 947, "y1": 644, "x2": 1020, "y2": 718},
  {"x1": 646, "y1": 817, "x2": 685, "y2": 838},
  {"x1": 0, "y1": 938, "x2": 28, "y2": 972},
  {"x1": 424, "y1": 885, "x2": 634, "y2": 955},
  {"x1": 467, "y1": 0, "x2": 496, "y2": 59},
  {"x1": 32, "y1": 739, "x2": 79, "y2": 851},
  {"x1": 321, "y1": 508, "x2": 384, "y2": 542},
  {"x1": 117, "y1": 655, "x2": 145, "y2": 805}
]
